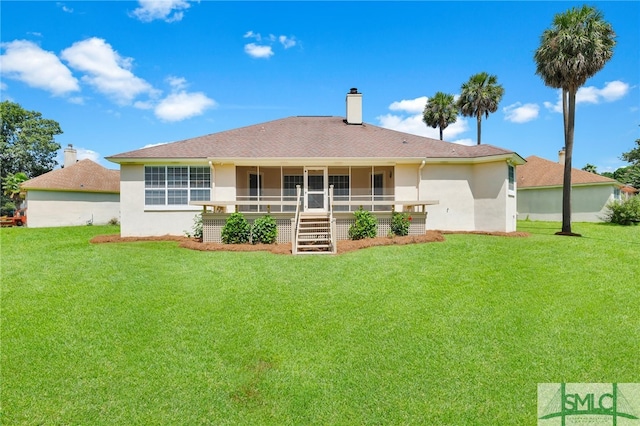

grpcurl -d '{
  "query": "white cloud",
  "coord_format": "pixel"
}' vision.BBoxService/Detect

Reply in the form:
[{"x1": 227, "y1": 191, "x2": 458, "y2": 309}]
[
  {"x1": 166, "y1": 76, "x2": 187, "y2": 90},
  {"x1": 131, "y1": 0, "x2": 191, "y2": 23},
  {"x1": 76, "y1": 147, "x2": 100, "y2": 162},
  {"x1": 57, "y1": 2, "x2": 73, "y2": 13},
  {"x1": 154, "y1": 91, "x2": 216, "y2": 122},
  {"x1": 244, "y1": 31, "x2": 261, "y2": 41},
  {"x1": 279, "y1": 35, "x2": 296, "y2": 49},
  {"x1": 244, "y1": 43, "x2": 274, "y2": 59},
  {"x1": 143, "y1": 142, "x2": 168, "y2": 148},
  {"x1": 0, "y1": 81, "x2": 7, "y2": 91},
  {"x1": 243, "y1": 31, "x2": 298, "y2": 58},
  {"x1": 598, "y1": 81, "x2": 629, "y2": 102},
  {"x1": 503, "y1": 102, "x2": 539, "y2": 123},
  {"x1": 388, "y1": 96, "x2": 428, "y2": 114},
  {"x1": 61, "y1": 37, "x2": 156, "y2": 104},
  {"x1": 377, "y1": 95, "x2": 469, "y2": 142},
  {"x1": 544, "y1": 80, "x2": 630, "y2": 113},
  {"x1": 0, "y1": 40, "x2": 80, "y2": 96}
]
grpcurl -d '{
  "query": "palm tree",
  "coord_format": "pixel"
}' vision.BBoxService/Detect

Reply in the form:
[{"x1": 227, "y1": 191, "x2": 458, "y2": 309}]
[
  {"x1": 534, "y1": 5, "x2": 615, "y2": 234},
  {"x1": 457, "y1": 72, "x2": 504, "y2": 145},
  {"x1": 422, "y1": 92, "x2": 458, "y2": 141}
]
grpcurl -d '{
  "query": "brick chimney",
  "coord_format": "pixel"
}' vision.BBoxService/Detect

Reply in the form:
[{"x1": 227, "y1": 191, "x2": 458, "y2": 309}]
[
  {"x1": 345, "y1": 88, "x2": 362, "y2": 125},
  {"x1": 558, "y1": 147, "x2": 565, "y2": 165},
  {"x1": 64, "y1": 144, "x2": 77, "y2": 168}
]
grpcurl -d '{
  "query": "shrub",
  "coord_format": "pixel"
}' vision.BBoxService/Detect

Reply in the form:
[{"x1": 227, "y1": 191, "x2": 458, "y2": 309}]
[
  {"x1": 221, "y1": 212, "x2": 250, "y2": 244},
  {"x1": 390, "y1": 212, "x2": 411, "y2": 236},
  {"x1": 603, "y1": 197, "x2": 640, "y2": 226},
  {"x1": 108, "y1": 217, "x2": 120, "y2": 226},
  {"x1": 348, "y1": 207, "x2": 378, "y2": 240},
  {"x1": 251, "y1": 215, "x2": 278, "y2": 244},
  {"x1": 184, "y1": 214, "x2": 203, "y2": 241}
]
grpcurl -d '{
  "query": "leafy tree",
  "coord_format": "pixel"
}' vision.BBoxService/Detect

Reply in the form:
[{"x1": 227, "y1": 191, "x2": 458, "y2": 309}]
[
  {"x1": 457, "y1": 72, "x2": 504, "y2": 145},
  {"x1": 422, "y1": 92, "x2": 458, "y2": 141},
  {"x1": 621, "y1": 138, "x2": 640, "y2": 165},
  {"x1": 2, "y1": 172, "x2": 28, "y2": 205},
  {"x1": 1, "y1": 101, "x2": 63, "y2": 180},
  {"x1": 1, "y1": 171, "x2": 28, "y2": 215},
  {"x1": 613, "y1": 165, "x2": 640, "y2": 189},
  {"x1": 581, "y1": 164, "x2": 598, "y2": 174},
  {"x1": 534, "y1": 5, "x2": 615, "y2": 234}
]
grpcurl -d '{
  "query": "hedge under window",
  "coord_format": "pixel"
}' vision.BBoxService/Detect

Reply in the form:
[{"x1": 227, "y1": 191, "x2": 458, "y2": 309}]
[{"x1": 145, "y1": 166, "x2": 210, "y2": 206}]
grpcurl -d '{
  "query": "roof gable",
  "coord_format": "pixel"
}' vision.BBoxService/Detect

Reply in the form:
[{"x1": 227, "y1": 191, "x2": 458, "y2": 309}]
[
  {"x1": 21, "y1": 159, "x2": 120, "y2": 193},
  {"x1": 107, "y1": 116, "x2": 521, "y2": 163},
  {"x1": 517, "y1": 156, "x2": 618, "y2": 188}
]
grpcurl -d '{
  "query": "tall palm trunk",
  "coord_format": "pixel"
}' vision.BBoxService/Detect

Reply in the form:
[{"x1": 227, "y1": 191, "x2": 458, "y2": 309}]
[
  {"x1": 476, "y1": 113, "x2": 482, "y2": 145},
  {"x1": 562, "y1": 88, "x2": 577, "y2": 234},
  {"x1": 439, "y1": 127, "x2": 443, "y2": 141}
]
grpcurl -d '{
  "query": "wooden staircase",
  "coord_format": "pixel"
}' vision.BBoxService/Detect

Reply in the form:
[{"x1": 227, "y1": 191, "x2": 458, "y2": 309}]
[{"x1": 294, "y1": 213, "x2": 335, "y2": 254}]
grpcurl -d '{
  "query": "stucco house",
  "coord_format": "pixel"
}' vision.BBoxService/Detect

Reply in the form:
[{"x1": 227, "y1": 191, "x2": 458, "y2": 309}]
[
  {"x1": 517, "y1": 152, "x2": 623, "y2": 222},
  {"x1": 21, "y1": 145, "x2": 120, "y2": 227},
  {"x1": 107, "y1": 89, "x2": 525, "y2": 253}
]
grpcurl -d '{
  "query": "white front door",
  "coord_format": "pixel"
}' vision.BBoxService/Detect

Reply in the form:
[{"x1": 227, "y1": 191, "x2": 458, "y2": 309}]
[{"x1": 304, "y1": 167, "x2": 327, "y2": 212}]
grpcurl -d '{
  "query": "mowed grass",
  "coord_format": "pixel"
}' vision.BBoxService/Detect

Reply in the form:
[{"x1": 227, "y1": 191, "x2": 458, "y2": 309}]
[{"x1": 1, "y1": 222, "x2": 639, "y2": 425}]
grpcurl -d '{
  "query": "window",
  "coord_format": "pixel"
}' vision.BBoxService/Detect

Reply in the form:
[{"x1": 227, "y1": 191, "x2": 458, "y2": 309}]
[
  {"x1": 508, "y1": 165, "x2": 515, "y2": 191},
  {"x1": 329, "y1": 175, "x2": 349, "y2": 211},
  {"x1": 144, "y1": 166, "x2": 210, "y2": 206},
  {"x1": 614, "y1": 187, "x2": 621, "y2": 200}
]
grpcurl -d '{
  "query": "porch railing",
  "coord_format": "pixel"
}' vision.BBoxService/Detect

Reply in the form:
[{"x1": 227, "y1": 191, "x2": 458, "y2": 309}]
[{"x1": 191, "y1": 198, "x2": 438, "y2": 213}]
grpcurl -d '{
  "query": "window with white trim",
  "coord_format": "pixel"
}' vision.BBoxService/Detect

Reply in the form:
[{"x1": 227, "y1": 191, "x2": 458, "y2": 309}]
[
  {"x1": 508, "y1": 165, "x2": 515, "y2": 191},
  {"x1": 145, "y1": 166, "x2": 210, "y2": 206}
]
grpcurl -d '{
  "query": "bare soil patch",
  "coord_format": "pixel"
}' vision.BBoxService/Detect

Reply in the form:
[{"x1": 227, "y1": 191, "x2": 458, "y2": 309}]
[{"x1": 91, "y1": 230, "x2": 528, "y2": 255}]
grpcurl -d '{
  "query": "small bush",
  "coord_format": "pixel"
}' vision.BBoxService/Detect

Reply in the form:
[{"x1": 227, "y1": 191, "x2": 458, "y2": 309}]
[
  {"x1": 390, "y1": 212, "x2": 411, "y2": 236},
  {"x1": 221, "y1": 212, "x2": 251, "y2": 244},
  {"x1": 251, "y1": 215, "x2": 278, "y2": 244},
  {"x1": 348, "y1": 207, "x2": 378, "y2": 240},
  {"x1": 603, "y1": 197, "x2": 640, "y2": 226},
  {"x1": 108, "y1": 217, "x2": 120, "y2": 226},
  {"x1": 184, "y1": 214, "x2": 203, "y2": 241}
]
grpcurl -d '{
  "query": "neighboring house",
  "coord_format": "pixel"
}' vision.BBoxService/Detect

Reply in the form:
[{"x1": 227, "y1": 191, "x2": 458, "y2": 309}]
[
  {"x1": 107, "y1": 89, "x2": 525, "y2": 252},
  {"x1": 517, "y1": 153, "x2": 623, "y2": 222},
  {"x1": 621, "y1": 185, "x2": 639, "y2": 200},
  {"x1": 20, "y1": 145, "x2": 120, "y2": 228}
]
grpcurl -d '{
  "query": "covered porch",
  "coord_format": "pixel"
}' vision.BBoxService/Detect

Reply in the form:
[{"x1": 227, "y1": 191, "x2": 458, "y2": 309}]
[{"x1": 192, "y1": 164, "x2": 438, "y2": 252}]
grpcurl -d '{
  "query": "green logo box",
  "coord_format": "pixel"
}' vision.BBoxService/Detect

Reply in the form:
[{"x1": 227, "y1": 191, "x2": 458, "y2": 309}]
[{"x1": 538, "y1": 383, "x2": 640, "y2": 425}]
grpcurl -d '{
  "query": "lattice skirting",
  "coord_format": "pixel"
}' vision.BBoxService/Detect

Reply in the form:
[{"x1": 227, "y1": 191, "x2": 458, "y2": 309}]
[
  {"x1": 202, "y1": 213, "x2": 427, "y2": 243},
  {"x1": 203, "y1": 215, "x2": 292, "y2": 243}
]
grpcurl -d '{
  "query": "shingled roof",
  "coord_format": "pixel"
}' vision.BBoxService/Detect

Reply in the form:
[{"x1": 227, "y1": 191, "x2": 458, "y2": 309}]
[
  {"x1": 21, "y1": 159, "x2": 120, "y2": 193},
  {"x1": 107, "y1": 116, "x2": 523, "y2": 163},
  {"x1": 517, "y1": 156, "x2": 619, "y2": 188}
]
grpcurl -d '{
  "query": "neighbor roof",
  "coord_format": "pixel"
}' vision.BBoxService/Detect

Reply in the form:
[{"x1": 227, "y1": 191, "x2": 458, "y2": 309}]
[
  {"x1": 517, "y1": 156, "x2": 619, "y2": 188},
  {"x1": 21, "y1": 159, "x2": 120, "y2": 193},
  {"x1": 108, "y1": 116, "x2": 524, "y2": 164}
]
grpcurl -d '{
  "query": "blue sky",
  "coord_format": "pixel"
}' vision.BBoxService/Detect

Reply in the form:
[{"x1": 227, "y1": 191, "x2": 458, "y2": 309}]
[{"x1": 1, "y1": 1, "x2": 638, "y2": 173}]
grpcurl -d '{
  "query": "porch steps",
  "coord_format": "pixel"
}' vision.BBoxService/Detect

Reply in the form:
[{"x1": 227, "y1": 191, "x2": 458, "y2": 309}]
[{"x1": 295, "y1": 213, "x2": 334, "y2": 254}]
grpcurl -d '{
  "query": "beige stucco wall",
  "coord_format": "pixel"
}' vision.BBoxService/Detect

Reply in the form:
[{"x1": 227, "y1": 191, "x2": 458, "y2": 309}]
[
  {"x1": 418, "y1": 161, "x2": 514, "y2": 232},
  {"x1": 471, "y1": 162, "x2": 515, "y2": 232},
  {"x1": 420, "y1": 164, "x2": 476, "y2": 230},
  {"x1": 517, "y1": 184, "x2": 616, "y2": 222},
  {"x1": 119, "y1": 160, "x2": 516, "y2": 236},
  {"x1": 25, "y1": 190, "x2": 119, "y2": 228}
]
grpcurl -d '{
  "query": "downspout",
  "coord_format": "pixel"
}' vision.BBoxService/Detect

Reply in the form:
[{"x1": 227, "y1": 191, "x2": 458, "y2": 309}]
[{"x1": 417, "y1": 159, "x2": 426, "y2": 200}]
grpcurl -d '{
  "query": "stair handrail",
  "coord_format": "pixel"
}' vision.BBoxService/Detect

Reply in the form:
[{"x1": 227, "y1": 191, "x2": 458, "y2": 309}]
[
  {"x1": 329, "y1": 185, "x2": 336, "y2": 253},
  {"x1": 294, "y1": 184, "x2": 302, "y2": 231}
]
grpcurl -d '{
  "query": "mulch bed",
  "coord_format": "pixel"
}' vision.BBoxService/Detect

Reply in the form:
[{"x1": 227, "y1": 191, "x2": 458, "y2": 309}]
[{"x1": 90, "y1": 230, "x2": 529, "y2": 255}]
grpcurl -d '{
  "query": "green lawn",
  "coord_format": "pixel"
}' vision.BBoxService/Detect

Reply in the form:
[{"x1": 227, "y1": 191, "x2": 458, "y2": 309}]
[{"x1": 1, "y1": 222, "x2": 639, "y2": 425}]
